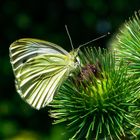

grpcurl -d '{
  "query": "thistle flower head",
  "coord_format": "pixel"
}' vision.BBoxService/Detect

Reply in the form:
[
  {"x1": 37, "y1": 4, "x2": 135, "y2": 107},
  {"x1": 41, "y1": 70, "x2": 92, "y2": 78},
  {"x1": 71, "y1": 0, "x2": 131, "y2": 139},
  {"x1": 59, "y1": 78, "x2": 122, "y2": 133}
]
[
  {"x1": 50, "y1": 46, "x2": 140, "y2": 140},
  {"x1": 110, "y1": 11, "x2": 140, "y2": 138}
]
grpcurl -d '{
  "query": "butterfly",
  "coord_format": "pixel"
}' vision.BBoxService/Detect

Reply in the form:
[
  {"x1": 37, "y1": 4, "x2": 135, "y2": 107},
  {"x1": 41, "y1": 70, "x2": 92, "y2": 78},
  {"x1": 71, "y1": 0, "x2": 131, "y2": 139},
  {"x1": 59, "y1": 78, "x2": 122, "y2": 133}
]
[{"x1": 9, "y1": 38, "x2": 78, "y2": 110}]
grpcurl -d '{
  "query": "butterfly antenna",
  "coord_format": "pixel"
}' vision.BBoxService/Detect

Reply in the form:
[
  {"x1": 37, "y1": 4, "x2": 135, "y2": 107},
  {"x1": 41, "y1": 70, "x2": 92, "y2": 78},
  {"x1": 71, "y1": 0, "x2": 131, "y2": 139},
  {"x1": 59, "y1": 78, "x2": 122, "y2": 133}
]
[
  {"x1": 79, "y1": 32, "x2": 110, "y2": 48},
  {"x1": 65, "y1": 25, "x2": 74, "y2": 50}
]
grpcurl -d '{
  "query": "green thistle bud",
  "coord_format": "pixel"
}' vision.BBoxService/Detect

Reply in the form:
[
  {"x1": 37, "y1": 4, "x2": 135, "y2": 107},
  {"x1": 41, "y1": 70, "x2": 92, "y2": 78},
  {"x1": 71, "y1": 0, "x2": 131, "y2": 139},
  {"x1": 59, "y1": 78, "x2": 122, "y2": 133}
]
[
  {"x1": 50, "y1": 47, "x2": 140, "y2": 140},
  {"x1": 110, "y1": 11, "x2": 140, "y2": 79}
]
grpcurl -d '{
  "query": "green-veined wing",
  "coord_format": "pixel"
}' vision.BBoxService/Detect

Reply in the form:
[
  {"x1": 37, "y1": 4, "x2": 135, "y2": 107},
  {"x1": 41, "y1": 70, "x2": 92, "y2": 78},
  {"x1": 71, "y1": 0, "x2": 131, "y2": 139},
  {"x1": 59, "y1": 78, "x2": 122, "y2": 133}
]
[{"x1": 9, "y1": 38, "x2": 77, "y2": 110}]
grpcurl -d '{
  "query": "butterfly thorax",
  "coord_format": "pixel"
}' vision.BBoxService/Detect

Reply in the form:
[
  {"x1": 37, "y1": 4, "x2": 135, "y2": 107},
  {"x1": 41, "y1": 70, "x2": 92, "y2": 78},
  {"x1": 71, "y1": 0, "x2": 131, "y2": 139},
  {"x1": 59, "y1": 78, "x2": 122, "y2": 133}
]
[{"x1": 67, "y1": 50, "x2": 78, "y2": 70}]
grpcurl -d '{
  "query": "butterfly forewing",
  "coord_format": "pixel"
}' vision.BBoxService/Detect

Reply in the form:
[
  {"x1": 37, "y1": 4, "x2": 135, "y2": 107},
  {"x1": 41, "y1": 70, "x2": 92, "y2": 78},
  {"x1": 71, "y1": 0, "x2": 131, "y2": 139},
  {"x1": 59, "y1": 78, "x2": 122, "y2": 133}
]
[
  {"x1": 10, "y1": 38, "x2": 69, "y2": 71},
  {"x1": 10, "y1": 38, "x2": 77, "y2": 110}
]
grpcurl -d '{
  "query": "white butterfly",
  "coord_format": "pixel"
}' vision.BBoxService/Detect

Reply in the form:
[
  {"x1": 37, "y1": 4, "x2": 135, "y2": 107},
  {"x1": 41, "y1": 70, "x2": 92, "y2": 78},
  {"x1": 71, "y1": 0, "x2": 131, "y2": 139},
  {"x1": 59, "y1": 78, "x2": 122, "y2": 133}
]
[{"x1": 9, "y1": 38, "x2": 78, "y2": 110}]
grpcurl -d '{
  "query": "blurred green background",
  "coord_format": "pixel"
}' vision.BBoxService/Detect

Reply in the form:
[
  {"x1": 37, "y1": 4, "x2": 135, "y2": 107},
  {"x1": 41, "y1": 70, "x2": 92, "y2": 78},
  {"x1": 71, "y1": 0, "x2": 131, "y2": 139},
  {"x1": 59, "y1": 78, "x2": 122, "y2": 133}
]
[{"x1": 0, "y1": 0, "x2": 139, "y2": 139}]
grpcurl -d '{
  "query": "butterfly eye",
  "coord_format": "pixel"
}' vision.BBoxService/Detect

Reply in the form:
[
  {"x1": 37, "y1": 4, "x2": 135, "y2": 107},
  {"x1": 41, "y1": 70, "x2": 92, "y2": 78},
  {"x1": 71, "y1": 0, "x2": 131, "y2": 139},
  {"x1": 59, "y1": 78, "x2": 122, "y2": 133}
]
[{"x1": 75, "y1": 56, "x2": 80, "y2": 65}]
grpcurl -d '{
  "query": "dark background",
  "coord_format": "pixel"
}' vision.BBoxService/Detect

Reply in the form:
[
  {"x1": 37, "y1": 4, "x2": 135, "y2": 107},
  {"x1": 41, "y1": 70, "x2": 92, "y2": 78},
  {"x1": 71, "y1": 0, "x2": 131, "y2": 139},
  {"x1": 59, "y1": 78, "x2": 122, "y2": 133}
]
[{"x1": 0, "y1": 0, "x2": 139, "y2": 139}]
